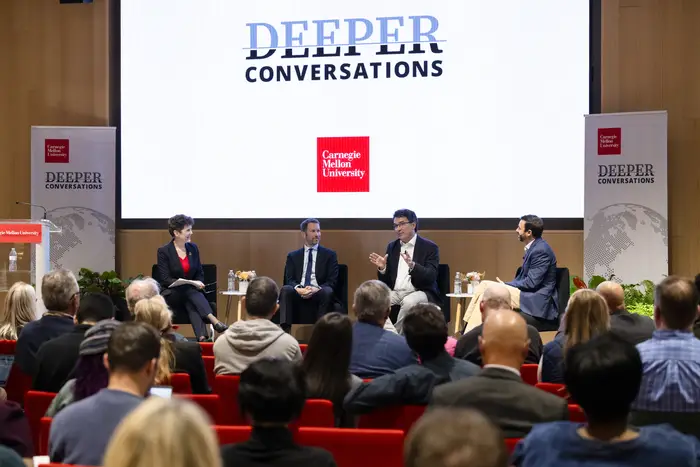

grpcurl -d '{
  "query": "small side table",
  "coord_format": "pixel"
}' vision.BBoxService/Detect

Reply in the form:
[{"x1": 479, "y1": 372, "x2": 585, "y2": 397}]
[
  {"x1": 446, "y1": 293, "x2": 474, "y2": 336},
  {"x1": 220, "y1": 291, "x2": 246, "y2": 325}
]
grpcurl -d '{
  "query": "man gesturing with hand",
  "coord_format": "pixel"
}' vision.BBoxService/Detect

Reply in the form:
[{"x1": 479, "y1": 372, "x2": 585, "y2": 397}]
[{"x1": 369, "y1": 209, "x2": 441, "y2": 334}]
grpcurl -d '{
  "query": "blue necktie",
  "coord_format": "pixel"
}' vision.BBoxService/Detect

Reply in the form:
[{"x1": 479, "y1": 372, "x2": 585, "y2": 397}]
[{"x1": 304, "y1": 248, "x2": 313, "y2": 286}]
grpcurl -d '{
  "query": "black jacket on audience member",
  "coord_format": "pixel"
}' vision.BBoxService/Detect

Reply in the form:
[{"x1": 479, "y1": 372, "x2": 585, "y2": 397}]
[
  {"x1": 15, "y1": 314, "x2": 75, "y2": 375},
  {"x1": 454, "y1": 324, "x2": 543, "y2": 366},
  {"x1": 609, "y1": 309, "x2": 655, "y2": 345},
  {"x1": 172, "y1": 339, "x2": 211, "y2": 394},
  {"x1": 32, "y1": 324, "x2": 92, "y2": 393},
  {"x1": 221, "y1": 426, "x2": 336, "y2": 467}
]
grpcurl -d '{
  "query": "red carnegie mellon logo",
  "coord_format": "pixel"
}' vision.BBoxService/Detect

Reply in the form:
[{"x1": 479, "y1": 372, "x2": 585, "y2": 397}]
[
  {"x1": 317, "y1": 137, "x2": 369, "y2": 192},
  {"x1": 598, "y1": 128, "x2": 621, "y2": 156},
  {"x1": 45, "y1": 139, "x2": 70, "y2": 163}
]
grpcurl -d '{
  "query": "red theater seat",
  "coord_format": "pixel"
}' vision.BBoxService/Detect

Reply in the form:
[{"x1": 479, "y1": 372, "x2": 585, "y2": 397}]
[
  {"x1": 300, "y1": 344, "x2": 308, "y2": 354},
  {"x1": 199, "y1": 342, "x2": 214, "y2": 356},
  {"x1": 214, "y1": 375, "x2": 243, "y2": 425},
  {"x1": 39, "y1": 417, "x2": 52, "y2": 456},
  {"x1": 296, "y1": 399, "x2": 335, "y2": 427},
  {"x1": 25, "y1": 391, "x2": 57, "y2": 453},
  {"x1": 505, "y1": 437, "x2": 522, "y2": 454},
  {"x1": 568, "y1": 404, "x2": 586, "y2": 422},
  {"x1": 535, "y1": 382, "x2": 568, "y2": 398},
  {"x1": 170, "y1": 373, "x2": 192, "y2": 394},
  {"x1": 520, "y1": 364, "x2": 538, "y2": 386},
  {"x1": 177, "y1": 394, "x2": 223, "y2": 424},
  {"x1": 358, "y1": 405, "x2": 426, "y2": 431}
]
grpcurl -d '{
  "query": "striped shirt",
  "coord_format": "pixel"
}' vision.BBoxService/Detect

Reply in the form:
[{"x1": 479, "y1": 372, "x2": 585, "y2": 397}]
[{"x1": 633, "y1": 330, "x2": 700, "y2": 412}]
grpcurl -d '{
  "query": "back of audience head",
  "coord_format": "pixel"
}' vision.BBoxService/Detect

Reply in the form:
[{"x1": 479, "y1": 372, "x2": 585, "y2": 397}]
[
  {"x1": 239, "y1": 358, "x2": 306, "y2": 425},
  {"x1": 104, "y1": 397, "x2": 221, "y2": 467},
  {"x1": 479, "y1": 310, "x2": 529, "y2": 369},
  {"x1": 302, "y1": 312, "x2": 353, "y2": 403},
  {"x1": 563, "y1": 289, "x2": 610, "y2": 353},
  {"x1": 0, "y1": 281, "x2": 36, "y2": 340},
  {"x1": 655, "y1": 276, "x2": 700, "y2": 331},
  {"x1": 405, "y1": 408, "x2": 507, "y2": 467},
  {"x1": 564, "y1": 332, "x2": 642, "y2": 430},
  {"x1": 243, "y1": 276, "x2": 279, "y2": 319},
  {"x1": 74, "y1": 320, "x2": 121, "y2": 402},
  {"x1": 596, "y1": 281, "x2": 626, "y2": 314},
  {"x1": 75, "y1": 292, "x2": 115, "y2": 325},
  {"x1": 106, "y1": 321, "x2": 161, "y2": 394},
  {"x1": 42, "y1": 268, "x2": 80, "y2": 314},
  {"x1": 354, "y1": 280, "x2": 391, "y2": 326},
  {"x1": 133, "y1": 296, "x2": 175, "y2": 385},
  {"x1": 480, "y1": 284, "x2": 512, "y2": 316},
  {"x1": 403, "y1": 303, "x2": 448, "y2": 361},
  {"x1": 125, "y1": 277, "x2": 160, "y2": 313}
]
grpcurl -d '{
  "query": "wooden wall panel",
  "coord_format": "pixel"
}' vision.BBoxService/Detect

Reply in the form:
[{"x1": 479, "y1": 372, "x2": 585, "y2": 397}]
[{"x1": 1, "y1": 0, "x2": 699, "y2": 313}]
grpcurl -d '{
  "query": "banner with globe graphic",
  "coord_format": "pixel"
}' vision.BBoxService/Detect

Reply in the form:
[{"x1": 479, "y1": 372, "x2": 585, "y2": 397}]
[
  {"x1": 31, "y1": 126, "x2": 116, "y2": 275},
  {"x1": 584, "y1": 111, "x2": 668, "y2": 284}
]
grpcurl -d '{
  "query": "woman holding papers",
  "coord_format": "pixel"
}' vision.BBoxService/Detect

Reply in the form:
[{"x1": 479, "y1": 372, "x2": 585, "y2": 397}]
[{"x1": 157, "y1": 214, "x2": 228, "y2": 341}]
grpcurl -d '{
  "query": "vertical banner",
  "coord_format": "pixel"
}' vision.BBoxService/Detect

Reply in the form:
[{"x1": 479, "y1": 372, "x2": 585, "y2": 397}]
[
  {"x1": 584, "y1": 111, "x2": 668, "y2": 284},
  {"x1": 31, "y1": 126, "x2": 116, "y2": 274}
]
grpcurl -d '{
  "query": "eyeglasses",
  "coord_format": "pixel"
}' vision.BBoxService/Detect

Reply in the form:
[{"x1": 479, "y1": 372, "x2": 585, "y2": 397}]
[{"x1": 393, "y1": 221, "x2": 413, "y2": 230}]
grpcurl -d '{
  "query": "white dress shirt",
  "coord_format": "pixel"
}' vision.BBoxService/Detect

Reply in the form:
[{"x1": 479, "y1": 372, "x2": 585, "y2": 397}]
[
  {"x1": 524, "y1": 238, "x2": 535, "y2": 251},
  {"x1": 299, "y1": 244, "x2": 319, "y2": 288},
  {"x1": 393, "y1": 234, "x2": 417, "y2": 292}
]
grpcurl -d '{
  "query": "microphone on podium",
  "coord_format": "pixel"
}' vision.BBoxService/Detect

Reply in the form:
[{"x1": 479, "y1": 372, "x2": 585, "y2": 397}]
[{"x1": 16, "y1": 201, "x2": 48, "y2": 219}]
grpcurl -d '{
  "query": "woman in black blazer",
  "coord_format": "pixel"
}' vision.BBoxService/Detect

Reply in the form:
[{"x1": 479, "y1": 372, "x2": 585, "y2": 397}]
[{"x1": 157, "y1": 214, "x2": 227, "y2": 341}]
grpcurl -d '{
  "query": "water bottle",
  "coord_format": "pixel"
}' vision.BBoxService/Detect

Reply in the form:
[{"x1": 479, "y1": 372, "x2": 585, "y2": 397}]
[
  {"x1": 227, "y1": 270, "x2": 235, "y2": 292},
  {"x1": 8, "y1": 248, "x2": 17, "y2": 272},
  {"x1": 454, "y1": 271, "x2": 461, "y2": 294}
]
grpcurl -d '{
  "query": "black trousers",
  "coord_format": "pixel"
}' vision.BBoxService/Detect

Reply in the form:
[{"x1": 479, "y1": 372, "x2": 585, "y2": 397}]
[
  {"x1": 519, "y1": 311, "x2": 560, "y2": 332},
  {"x1": 278, "y1": 285, "x2": 334, "y2": 327},
  {"x1": 164, "y1": 285, "x2": 213, "y2": 339}
]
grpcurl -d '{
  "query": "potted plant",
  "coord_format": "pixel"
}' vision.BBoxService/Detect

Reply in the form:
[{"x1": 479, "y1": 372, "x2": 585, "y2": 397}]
[
  {"x1": 570, "y1": 274, "x2": 655, "y2": 318},
  {"x1": 77, "y1": 268, "x2": 143, "y2": 321},
  {"x1": 234, "y1": 270, "x2": 257, "y2": 294}
]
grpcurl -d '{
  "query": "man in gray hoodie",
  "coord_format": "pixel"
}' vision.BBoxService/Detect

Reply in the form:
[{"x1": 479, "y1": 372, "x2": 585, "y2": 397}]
[{"x1": 214, "y1": 276, "x2": 302, "y2": 374}]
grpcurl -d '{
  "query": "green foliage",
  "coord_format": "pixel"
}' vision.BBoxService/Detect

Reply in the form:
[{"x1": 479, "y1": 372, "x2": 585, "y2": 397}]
[
  {"x1": 570, "y1": 275, "x2": 656, "y2": 318},
  {"x1": 628, "y1": 302, "x2": 654, "y2": 318},
  {"x1": 77, "y1": 268, "x2": 144, "y2": 299}
]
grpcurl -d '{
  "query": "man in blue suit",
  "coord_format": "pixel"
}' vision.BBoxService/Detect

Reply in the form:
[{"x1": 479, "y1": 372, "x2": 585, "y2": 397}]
[{"x1": 463, "y1": 215, "x2": 560, "y2": 332}]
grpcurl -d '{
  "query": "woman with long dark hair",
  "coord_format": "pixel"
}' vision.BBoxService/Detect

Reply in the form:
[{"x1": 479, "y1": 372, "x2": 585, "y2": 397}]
[
  {"x1": 301, "y1": 312, "x2": 360, "y2": 427},
  {"x1": 46, "y1": 320, "x2": 119, "y2": 416}
]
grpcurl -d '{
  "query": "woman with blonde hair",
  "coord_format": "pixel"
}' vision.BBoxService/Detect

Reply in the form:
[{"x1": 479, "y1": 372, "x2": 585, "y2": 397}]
[
  {"x1": 133, "y1": 296, "x2": 210, "y2": 393},
  {"x1": 103, "y1": 397, "x2": 221, "y2": 467},
  {"x1": 0, "y1": 282, "x2": 36, "y2": 340},
  {"x1": 540, "y1": 289, "x2": 610, "y2": 383}
]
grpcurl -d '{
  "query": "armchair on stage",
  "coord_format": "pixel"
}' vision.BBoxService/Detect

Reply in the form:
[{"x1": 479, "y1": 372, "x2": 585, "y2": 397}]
[
  {"x1": 151, "y1": 263, "x2": 218, "y2": 324},
  {"x1": 276, "y1": 263, "x2": 349, "y2": 326},
  {"x1": 0, "y1": 219, "x2": 61, "y2": 313}
]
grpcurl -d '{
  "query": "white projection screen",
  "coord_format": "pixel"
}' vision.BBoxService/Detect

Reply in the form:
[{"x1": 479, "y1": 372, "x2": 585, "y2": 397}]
[{"x1": 117, "y1": 0, "x2": 596, "y2": 226}]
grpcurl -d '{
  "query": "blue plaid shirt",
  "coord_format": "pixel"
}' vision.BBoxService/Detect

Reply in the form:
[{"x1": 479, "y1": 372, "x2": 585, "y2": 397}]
[{"x1": 633, "y1": 330, "x2": 700, "y2": 412}]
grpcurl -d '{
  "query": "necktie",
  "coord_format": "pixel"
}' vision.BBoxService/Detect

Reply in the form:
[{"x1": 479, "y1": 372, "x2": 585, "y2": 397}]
[{"x1": 304, "y1": 248, "x2": 313, "y2": 286}]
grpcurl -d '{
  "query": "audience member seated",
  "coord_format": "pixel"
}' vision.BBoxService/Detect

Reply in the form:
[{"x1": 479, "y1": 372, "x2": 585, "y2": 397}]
[
  {"x1": 0, "y1": 445, "x2": 24, "y2": 467},
  {"x1": 133, "y1": 296, "x2": 210, "y2": 393},
  {"x1": 15, "y1": 269, "x2": 79, "y2": 375},
  {"x1": 512, "y1": 332, "x2": 700, "y2": 466},
  {"x1": 33, "y1": 292, "x2": 115, "y2": 392},
  {"x1": 214, "y1": 277, "x2": 301, "y2": 375},
  {"x1": 597, "y1": 281, "x2": 655, "y2": 345},
  {"x1": 540, "y1": 289, "x2": 609, "y2": 383},
  {"x1": 104, "y1": 397, "x2": 221, "y2": 467},
  {"x1": 405, "y1": 408, "x2": 507, "y2": 467},
  {"x1": 345, "y1": 303, "x2": 478, "y2": 414},
  {"x1": 630, "y1": 276, "x2": 700, "y2": 437},
  {"x1": 349, "y1": 280, "x2": 416, "y2": 378},
  {"x1": 49, "y1": 321, "x2": 160, "y2": 465},
  {"x1": 0, "y1": 281, "x2": 37, "y2": 340},
  {"x1": 127, "y1": 277, "x2": 187, "y2": 341},
  {"x1": 278, "y1": 218, "x2": 339, "y2": 333},
  {"x1": 431, "y1": 310, "x2": 567, "y2": 438},
  {"x1": 369, "y1": 209, "x2": 441, "y2": 334},
  {"x1": 0, "y1": 281, "x2": 36, "y2": 385},
  {"x1": 0, "y1": 387, "x2": 33, "y2": 458},
  {"x1": 301, "y1": 312, "x2": 361, "y2": 427},
  {"x1": 46, "y1": 320, "x2": 119, "y2": 416},
  {"x1": 454, "y1": 283, "x2": 542, "y2": 366},
  {"x1": 221, "y1": 358, "x2": 337, "y2": 467}
]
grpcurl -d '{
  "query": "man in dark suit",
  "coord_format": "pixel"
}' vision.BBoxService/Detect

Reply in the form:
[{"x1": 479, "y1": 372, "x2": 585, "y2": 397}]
[
  {"x1": 432, "y1": 310, "x2": 568, "y2": 438},
  {"x1": 278, "y1": 218, "x2": 339, "y2": 332},
  {"x1": 597, "y1": 281, "x2": 654, "y2": 345},
  {"x1": 369, "y1": 209, "x2": 441, "y2": 334},
  {"x1": 463, "y1": 214, "x2": 559, "y2": 332}
]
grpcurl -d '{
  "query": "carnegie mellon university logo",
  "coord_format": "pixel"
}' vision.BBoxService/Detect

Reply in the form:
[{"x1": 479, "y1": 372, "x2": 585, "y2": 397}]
[
  {"x1": 597, "y1": 128, "x2": 621, "y2": 156},
  {"x1": 317, "y1": 137, "x2": 369, "y2": 192},
  {"x1": 45, "y1": 139, "x2": 69, "y2": 163}
]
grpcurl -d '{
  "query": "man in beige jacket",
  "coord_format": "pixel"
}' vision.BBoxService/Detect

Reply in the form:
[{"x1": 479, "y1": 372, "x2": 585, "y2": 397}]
[{"x1": 214, "y1": 277, "x2": 301, "y2": 374}]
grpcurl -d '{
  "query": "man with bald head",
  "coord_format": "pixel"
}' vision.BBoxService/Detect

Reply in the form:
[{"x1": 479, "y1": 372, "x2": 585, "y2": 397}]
[
  {"x1": 125, "y1": 278, "x2": 161, "y2": 316},
  {"x1": 596, "y1": 281, "x2": 654, "y2": 345},
  {"x1": 454, "y1": 283, "x2": 542, "y2": 366},
  {"x1": 431, "y1": 310, "x2": 568, "y2": 438}
]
